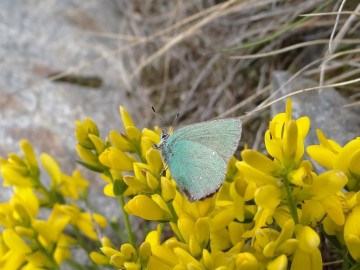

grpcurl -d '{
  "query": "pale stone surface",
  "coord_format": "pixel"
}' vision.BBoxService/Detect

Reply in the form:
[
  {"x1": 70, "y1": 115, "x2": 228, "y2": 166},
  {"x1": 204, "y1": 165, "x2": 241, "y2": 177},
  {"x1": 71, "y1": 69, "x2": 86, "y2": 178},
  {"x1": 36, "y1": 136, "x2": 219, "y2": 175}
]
[
  {"x1": 0, "y1": 1, "x2": 135, "y2": 267},
  {"x1": 0, "y1": 0, "x2": 130, "y2": 165},
  {"x1": 0, "y1": 2, "x2": 129, "y2": 182}
]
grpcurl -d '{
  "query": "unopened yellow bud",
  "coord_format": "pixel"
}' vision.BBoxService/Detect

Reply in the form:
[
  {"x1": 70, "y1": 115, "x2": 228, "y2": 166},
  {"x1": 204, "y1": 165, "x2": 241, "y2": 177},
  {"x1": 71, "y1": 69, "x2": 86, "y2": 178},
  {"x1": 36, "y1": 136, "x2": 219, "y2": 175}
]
[
  {"x1": 195, "y1": 217, "x2": 210, "y2": 246},
  {"x1": 263, "y1": 241, "x2": 276, "y2": 258},
  {"x1": 76, "y1": 144, "x2": 103, "y2": 170},
  {"x1": 75, "y1": 118, "x2": 99, "y2": 149},
  {"x1": 120, "y1": 106, "x2": 134, "y2": 129},
  {"x1": 146, "y1": 171, "x2": 159, "y2": 190},
  {"x1": 267, "y1": 254, "x2": 288, "y2": 270},
  {"x1": 101, "y1": 236, "x2": 113, "y2": 247},
  {"x1": 296, "y1": 225, "x2": 320, "y2": 253},
  {"x1": 123, "y1": 262, "x2": 141, "y2": 270},
  {"x1": 236, "y1": 252, "x2": 260, "y2": 270},
  {"x1": 20, "y1": 140, "x2": 39, "y2": 176},
  {"x1": 40, "y1": 153, "x2": 61, "y2": 184},
  {"x1": 14, "y1": 226, "x2": 34, "y2": 238},
  {"x1": 88, "y1": 134, "x2": 105, "y2": 154},
  {"x1": 124, "y1": 195, "x2": 171, "y2": 221},
  {"x1": 13, "y1": 203, "x2": 31, "y2": 225},
  {"x1": 120, "y1": 243, "x2": 137, "y2": 261},
  {"x1": 202, "y1": 249, "x2": 213, "y2": 269},
  {"x1": 139, "y1": 242, "x2": 152, "y2": 262},
  {"x1": 109, "y1": 254, "x2": 125, "y2": 268},
  {"x1": 126, "y1": 126, "x2": 142, "y2": 141},
  {"x1": 161, "y1": 177, "x2": 176, "y2": 202},
  {"x1": 99, "y1": 147, "x2": 133, "y2": 171},
  {"x1": 174, "y1": 247, "x2": 202, "y2": 268},
  {"x1": 90, "y1": 252, "x2": 109, "y2": 265},
  {"x1": 189, "y1": 235, "x2": 201, "y2": 257},
  {"x1": 100, "y1": 247, "x2": 122, "y2": 257},
  {"x1": 284, "y1": 120, "x2": 299, "y2": 162}
]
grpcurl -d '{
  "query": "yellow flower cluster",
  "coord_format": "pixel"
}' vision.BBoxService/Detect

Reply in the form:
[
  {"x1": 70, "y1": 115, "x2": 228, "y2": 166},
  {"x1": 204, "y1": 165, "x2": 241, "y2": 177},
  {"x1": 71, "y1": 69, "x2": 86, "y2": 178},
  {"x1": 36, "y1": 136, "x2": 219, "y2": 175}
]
[
  {"x1": 82, "y1": 100, "x2": 360, "y2": 269},
  {"x1": 2, "y1": 98, "x2": 360, "y2": 269},
  {"x1": 0, "y1": 140, "x2": 106, "y2": 269}
]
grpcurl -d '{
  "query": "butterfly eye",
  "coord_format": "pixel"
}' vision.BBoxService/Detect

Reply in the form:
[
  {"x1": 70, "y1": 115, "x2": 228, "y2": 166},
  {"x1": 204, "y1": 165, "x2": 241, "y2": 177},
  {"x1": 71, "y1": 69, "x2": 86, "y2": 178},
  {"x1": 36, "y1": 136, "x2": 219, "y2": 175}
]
[{"x1": 161, "y1": 133, "x2": 169, "y2": 140}]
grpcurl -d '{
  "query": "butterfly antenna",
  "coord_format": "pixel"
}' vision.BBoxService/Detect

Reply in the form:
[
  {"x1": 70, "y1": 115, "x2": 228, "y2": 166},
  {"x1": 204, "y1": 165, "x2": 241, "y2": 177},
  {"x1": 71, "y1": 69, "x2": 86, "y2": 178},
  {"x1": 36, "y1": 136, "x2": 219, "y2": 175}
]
[
  {"x1": 152, "y1": 106, "x2": 167, "y2": 132},
  {"x1": 172, "y1": 112, "x2": 180, "y2": 127}
]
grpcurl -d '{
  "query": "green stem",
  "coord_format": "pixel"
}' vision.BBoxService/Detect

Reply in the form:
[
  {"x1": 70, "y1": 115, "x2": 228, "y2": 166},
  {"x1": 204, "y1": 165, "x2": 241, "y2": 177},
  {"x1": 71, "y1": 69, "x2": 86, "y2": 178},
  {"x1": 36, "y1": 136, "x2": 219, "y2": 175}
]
[
  {"x1": 167, "y1": 201, "x2": 178, "y2": 223},
  {"x1": 34, "y1": 236, "x2": 60, "y2": 270},
  {"x1": 284, "y1": 178, "x2": 299, "y2": 224},
  {"x1": 119, "y1": 195, "x2": 136, "y2": 246}
]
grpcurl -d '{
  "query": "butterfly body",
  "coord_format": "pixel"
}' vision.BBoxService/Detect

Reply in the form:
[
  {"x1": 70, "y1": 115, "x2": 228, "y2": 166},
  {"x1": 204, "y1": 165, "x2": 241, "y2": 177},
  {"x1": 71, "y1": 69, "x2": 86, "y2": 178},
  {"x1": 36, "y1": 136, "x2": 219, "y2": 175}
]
[{"x1": 156, "y1": 118, "x2": 242, "y2": 201}]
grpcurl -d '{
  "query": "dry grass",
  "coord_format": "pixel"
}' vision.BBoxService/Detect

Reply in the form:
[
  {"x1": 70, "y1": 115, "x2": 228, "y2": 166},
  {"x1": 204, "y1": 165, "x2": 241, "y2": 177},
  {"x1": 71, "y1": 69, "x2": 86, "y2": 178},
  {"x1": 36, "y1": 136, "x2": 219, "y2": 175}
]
[
  {"x1": 51, "y1": 0, "x2": 360, "y2": 146},
  {"x1": 115, "y1": 0, "x2": 358, "y2": 147}
]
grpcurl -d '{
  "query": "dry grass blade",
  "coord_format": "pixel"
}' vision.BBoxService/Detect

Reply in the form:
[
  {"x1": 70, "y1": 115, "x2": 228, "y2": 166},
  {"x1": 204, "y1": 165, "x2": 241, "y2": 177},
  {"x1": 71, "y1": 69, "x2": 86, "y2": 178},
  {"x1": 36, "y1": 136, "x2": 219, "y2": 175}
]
[
  {"x1": 230, "y1": 39, "x2": 360, "y2": 60},
  {"x1": 248, "y1": 77, "x2": 360, "y2": 115}
]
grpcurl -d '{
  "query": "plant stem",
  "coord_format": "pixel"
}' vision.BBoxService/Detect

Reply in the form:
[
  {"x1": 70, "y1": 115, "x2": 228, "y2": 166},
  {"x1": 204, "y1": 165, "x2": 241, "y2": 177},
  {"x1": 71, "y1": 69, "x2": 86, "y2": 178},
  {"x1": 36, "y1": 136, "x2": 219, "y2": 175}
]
[
  {"x1": 34, "y1": 236, "x2": 60, "y2": 270},
  {"x1": 119, "y1": 195, "x2": 136, "y2": 246},
  {"x1": 284, "y1": 178, "x2": 299, "y2": 224}
]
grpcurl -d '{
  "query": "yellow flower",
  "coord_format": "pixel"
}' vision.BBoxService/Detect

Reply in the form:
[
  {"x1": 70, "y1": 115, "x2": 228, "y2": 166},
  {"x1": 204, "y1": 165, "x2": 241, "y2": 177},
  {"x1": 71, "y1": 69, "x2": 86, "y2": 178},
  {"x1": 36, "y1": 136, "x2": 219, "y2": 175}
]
[
  {"x1": 290, "y1": 225, "x2": 322, "y2": 270},
  {"x1": 0, "y1": 140, "x2": 40, "y2": 188},
  {"x1": 161, "y1": 177, "x2": 176, "y2": 202},
  {"x1": 0, "y1": 188, "x2": 39, "y2": 228},
  {"x1": 238, "y1": 99, "x2": 316, "y2": 234},
  {"x1": 172, "y1": 192, "x2": 216, "y2": 220},
  {"x1": 147, "y1": 245, "x2": 178, "y2": 269},
  {"x1": 124, "y1": 195, "x2": 172, "y2": 221},
  {"x1": 41, "y1": 153, "x2": 89, "y2": 199},
  {"x1": 76, "y1": 143, "x2": 104, "y2": 171},
  {"x1": 0, "y1": 229, "x2": 31, "y2": 269},
  {"x1": 58, "y1": 170, "x2": 89, "y2": 199},
  {"x1": 237, "y1": 150, "x2": 278, "y2": 187},
  {"x1": 243, "y1": 184, "x2": 283, "y2": 239},
  {"x1": 306, "y1": 129, "x2": 341, "y2": 169},
  {"x1": 291, "y1": 248, "x2": 322, "y2": 270},
  {"x1": 335, "y1": 138, "x2": 360, "y2": 191},
  {"x1": 53, "y1": 234, "x2": 76, "y2": 265},
  {"x1": 265, "y1": 99, "x2": 310, "y2": 169},
  {"x1": 120, "y1": 106, "x2": 142, "y2": 144},
  {"x1": 295, "y1": 225, "x2": 320, "y2": 253},
  {"x1": 99, "y1": 146, "x2": 134, "y2": 171},
  {"x1": 267, "y1": 254, "x2": 288, "y2": 270},
  {"x1": 236, "y1": 252, "x2": 261, "y2": 270},
  {"x1": 298, "y1": 170, "x2": 347, "y2": 226},
  {"x1": 52, "y1": 204, "x2": 106, "y2": 240},
  {"x1": 74, "y1": 118, "x2": 99, "y2": 149},
  {"x1": 344, "y1": 206, "x2": 360, "y2": 261},
  {"x1": 122, "y1": 149, "x2": 163, "y2": 194},
  {"x1": 308, "y1": 132, "x2": 360, "y2": 191},
  {"x1": 20, "y1": 140, "x2": 40, "y2": 177},
  {"x1": 91, "y1": 236, "x2": 153, "y2": 269}
]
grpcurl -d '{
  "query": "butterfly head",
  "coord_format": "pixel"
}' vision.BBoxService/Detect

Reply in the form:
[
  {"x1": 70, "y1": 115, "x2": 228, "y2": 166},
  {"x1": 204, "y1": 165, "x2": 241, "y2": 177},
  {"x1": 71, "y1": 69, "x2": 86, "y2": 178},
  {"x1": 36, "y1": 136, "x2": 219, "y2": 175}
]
[
  {"x1": 152, "y1": 106, "x2": 177, "y2": 149},
  {"x1": 154, "y1": 131, "x2": 169, "y2": 149}
]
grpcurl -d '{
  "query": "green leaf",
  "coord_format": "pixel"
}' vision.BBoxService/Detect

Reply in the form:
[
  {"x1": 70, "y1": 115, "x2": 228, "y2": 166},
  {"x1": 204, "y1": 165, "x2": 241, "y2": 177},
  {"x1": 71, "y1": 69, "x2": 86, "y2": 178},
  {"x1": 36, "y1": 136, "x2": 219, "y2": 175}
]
[
  {"x1": 76, "y1": 160, "x2": 104, "y2": 173},
  {"x1": 113, "y1": 179, "x2": 128, "y2": 195}
]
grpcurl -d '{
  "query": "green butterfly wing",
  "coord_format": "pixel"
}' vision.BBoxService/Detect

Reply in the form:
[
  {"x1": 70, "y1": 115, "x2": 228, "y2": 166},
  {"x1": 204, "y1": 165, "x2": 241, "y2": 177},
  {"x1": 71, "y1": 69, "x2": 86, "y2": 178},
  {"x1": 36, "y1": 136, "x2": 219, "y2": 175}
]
[
  {"x1": 167, "y1": 140, "x2": 227, "y2": 201},
  {"x1": 167, "y1": 118, "x2": 241, "y2": 163}
]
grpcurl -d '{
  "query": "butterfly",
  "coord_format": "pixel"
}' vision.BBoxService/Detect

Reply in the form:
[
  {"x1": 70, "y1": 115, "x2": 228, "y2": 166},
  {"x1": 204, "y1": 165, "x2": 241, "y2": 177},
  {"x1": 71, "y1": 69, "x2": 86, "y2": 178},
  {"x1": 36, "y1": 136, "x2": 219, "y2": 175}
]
[{"x1": 153, "y1": 108, "x2": 242, "y2": 201}]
